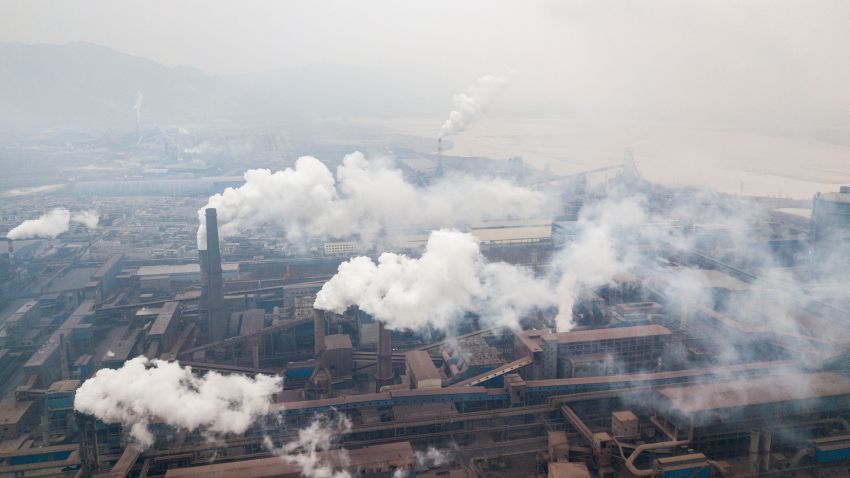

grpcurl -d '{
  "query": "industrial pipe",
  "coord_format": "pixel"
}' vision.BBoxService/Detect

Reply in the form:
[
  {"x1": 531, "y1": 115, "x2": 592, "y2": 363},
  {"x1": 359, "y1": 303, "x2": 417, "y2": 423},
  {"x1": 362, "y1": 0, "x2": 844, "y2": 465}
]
[{"x1": 624, "y1": 439, "x2": 690, "y2": 477}]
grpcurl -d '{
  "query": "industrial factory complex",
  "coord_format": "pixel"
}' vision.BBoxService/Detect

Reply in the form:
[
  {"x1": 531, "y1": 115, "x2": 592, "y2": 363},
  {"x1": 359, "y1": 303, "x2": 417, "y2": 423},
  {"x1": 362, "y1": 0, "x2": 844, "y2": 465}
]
[{"x1": 2, "y1": 155, "x2": 850, "y2": 478}]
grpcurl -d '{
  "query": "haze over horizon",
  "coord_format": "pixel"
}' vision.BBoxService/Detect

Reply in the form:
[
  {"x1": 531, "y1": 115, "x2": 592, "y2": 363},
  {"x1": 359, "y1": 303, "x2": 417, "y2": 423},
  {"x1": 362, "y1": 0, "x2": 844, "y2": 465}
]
[{"x1": 2, "y1": 0, "x2": 850, "y2": 128}]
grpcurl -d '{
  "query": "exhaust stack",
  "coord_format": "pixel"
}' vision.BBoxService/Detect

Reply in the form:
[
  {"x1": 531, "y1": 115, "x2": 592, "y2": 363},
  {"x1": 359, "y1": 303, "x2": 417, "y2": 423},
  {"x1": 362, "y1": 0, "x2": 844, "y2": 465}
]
[
  {"x1": 204, "y1": 208, "x2": 226, "y2": 344},
  {"x1": 375, "y1": 321, "x2": 394, "y2": 391}
]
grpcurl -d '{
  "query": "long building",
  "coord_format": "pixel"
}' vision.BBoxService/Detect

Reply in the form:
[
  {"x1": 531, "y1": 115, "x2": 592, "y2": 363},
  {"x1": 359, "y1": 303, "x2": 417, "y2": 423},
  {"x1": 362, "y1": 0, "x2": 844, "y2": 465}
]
[
  {"x1": 163, "y1": 441, "x2": 414, "y2": 478},
  {"x1": 515, "y1": 325, "x2": 673, "y2": 379}
]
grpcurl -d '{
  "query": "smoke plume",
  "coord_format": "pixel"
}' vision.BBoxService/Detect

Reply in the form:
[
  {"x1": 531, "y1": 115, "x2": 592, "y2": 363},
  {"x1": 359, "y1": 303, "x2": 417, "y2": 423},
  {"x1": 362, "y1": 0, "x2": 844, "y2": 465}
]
[
  {"x1": 74, "y1": 357, "x2": 282, "y2": 448},
  {"x1": 133, "y1": 90, "x2": 143, "y2": 130},
  {"x1": 265, "y1": 413, "x2": 352, "y2": 478},
  {"x1": 197, "y1": 151, "x2": 546, "y2": 249},
  {"x1": 6, "y1": 208, "x2": 99, "y2": 240},
  {"x1": 416, "y1": 446, "x2": 452, "y2": 467},
  {"x1": 71, "y1": 209, "x2": 100, "y2": 229},
  {"x1": 552, "y1": 197, "x2": 647, "y2": 331},
  {"x1": 314, "y1": 229, "x2": 554, "y2": 332},
  {"x1": 439, "y1": 75, "x2": 509, "y2": 139}
]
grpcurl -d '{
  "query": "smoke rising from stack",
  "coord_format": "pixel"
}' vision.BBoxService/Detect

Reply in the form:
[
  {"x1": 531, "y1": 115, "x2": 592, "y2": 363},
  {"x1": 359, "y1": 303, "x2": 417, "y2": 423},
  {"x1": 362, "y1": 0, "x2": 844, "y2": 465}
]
[
  {"x1": 264, "y1": 413, "x2": 352, "y2": 478},
  {"x1": 73, "y1": 357, "x2": 282, "y2": 448},
  {"x1": 438, "y1": 75, "x2": 509, "y2": 140},
  {"x1": 314, "y1": 229, "x2": 555, "y2": 332},
  {"x1": 197, "y1": 151, "x2": 547, "y2": 249},
  {"x1": 132, "y1": 90, "x2": 143, "y2": 139},
  {"x1": 7, "y1": 208, "x2": 100, "y2": 239},
  {"x1": 551, "y1": 197, "x2": 647, "y2": 331}
]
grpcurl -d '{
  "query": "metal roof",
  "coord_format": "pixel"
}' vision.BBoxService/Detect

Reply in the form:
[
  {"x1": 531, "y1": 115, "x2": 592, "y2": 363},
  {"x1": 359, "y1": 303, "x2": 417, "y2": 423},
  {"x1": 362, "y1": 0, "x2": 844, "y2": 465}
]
[
  {"x1": 656, "y1": 372, "x2": 850, "y2": 415},
  {"x1": 405, "y1": 350, "x2": 441, "y2": 382}
]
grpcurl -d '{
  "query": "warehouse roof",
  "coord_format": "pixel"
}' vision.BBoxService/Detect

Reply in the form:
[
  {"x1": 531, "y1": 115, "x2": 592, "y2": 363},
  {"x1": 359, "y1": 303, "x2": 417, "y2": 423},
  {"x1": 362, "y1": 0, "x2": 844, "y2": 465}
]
[
  {"x1": 164, "y1": 441, "x2": 413, "y2": 477},
  {"x1": 548, "y1": 462, "x2": 591, "y2": 478},
  {"x1": 470, "y1": 224, "x2": 551, "y2": 244},
  {"x1": 324, "y1": 334, "x2": 352, "y2": 350},
  {"x1": 405, "y1": 350, "x2": 441, "y2": 382},
  {"x1": 136, "y1": 263, "x2": 238, "y2": 277},
  {"x1": 149, "y1": 302, "x2": 179, "y2": 337},
  {"x1": 655, "y1": 372, "x2": 850, "y2": 415}
]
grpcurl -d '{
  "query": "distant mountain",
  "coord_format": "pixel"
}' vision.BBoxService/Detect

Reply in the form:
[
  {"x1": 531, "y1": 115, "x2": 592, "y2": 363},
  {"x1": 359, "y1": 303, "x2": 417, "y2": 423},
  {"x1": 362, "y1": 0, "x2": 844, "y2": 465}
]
[
  {"x1": 0, "y1": 42, "x2": 463, "y2": 131},
  {"x1": 0, "y1": 42, "x2": 239, "y2": 129}
]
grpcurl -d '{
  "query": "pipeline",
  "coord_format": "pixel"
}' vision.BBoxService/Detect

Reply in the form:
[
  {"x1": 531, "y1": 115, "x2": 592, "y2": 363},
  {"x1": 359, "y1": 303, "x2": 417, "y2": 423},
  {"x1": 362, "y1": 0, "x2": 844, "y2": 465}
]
[{"x1": 624, "y1": 439, "x2": 690, "y2": 477}]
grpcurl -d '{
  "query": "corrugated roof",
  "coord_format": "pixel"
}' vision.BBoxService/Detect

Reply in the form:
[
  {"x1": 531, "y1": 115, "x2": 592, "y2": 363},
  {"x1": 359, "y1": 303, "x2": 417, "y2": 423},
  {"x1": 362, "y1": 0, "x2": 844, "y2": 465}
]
[
  {"x1": 656, "y1": 372, "x2": 850, "y2": 415},
  {"x1": 551, "y1": 324, "x2": 672, "y2": 344},
  {"x1": 405, "y1": 350, "x2": 441, "y2": 382},
  {"x1": 324, "y1": 334, "x2": 352, "y2": 350},
  {"x1": 149, "y1": 302, "x2": 179, "y2": 337},
  {"x1": 471, "y1": 225, "x2": 551, "y2": 244},
  {"x1": 548, "y1": 462, "x2": 591, "y2": 478},
  {"x1": 136, "y1": 263, "x2": 238, "y2": 277},
  {"x1": 165, "y1": 441, "x2": 413, "y2": 477}
]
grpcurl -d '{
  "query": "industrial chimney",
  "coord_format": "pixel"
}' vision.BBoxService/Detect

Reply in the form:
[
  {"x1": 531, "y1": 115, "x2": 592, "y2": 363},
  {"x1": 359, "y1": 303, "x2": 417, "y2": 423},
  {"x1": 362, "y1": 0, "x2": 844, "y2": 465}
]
[
  {"x1": 375, "y1": 321, "x2": 394, "y2": 391},
  {"x1": 6, "y1": 238, "x2": 13, "y2": 267},
  {"x1": 198, "y1": 249, "x2": 209, "y2": 339},
  {"x1": 205, "y1": 208, "x2": 227, "y2": 344},
  {"x1": 314, "y1": 309, "x2": 325, "y2": 356}
]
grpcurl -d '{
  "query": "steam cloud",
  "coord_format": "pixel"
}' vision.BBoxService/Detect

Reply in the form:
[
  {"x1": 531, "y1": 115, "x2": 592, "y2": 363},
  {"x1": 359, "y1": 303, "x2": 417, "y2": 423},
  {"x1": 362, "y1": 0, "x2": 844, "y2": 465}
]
[
  {"x1": 197, "y1": 151, "x2": 546, "y2": 249},
  {"x1": 265, "y1": 413, "x2": 352, "y2": 478},
  {"x1": 552, "y1": 198, "x2": 646, "y2": 331},
  {"x1": 314, "y1": 229, "x2": 554, "y2": 332},
  {"x1": 74, "y1": 357, "x2": 282, "y2": 447},
  {"x1": 7, "y1": 208, "x2": 100, "y2": 240},
  {"x1": 439, "y1": 75, "x2": 509, "y2": 139},
  {"x1": 416, "y1": 446, "x2": 451, "y2": 467}
]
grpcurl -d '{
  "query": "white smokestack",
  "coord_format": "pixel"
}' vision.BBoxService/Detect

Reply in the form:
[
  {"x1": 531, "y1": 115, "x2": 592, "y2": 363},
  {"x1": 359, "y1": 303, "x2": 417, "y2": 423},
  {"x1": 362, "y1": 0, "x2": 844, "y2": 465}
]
[
  {"x1": 133, "y1": 90, "x2": 144, "y2": 142},
  {"x1": 438, "y1": 75, "x2": 509, "y2": 140},
  {"x1": 264, "y1": 414, "x2": 352, "y2": 478},
  {"x1": 74, "y1": 357, "x2": 282, "y2": 448},
  {"x1": 197, "y1": 152, "x2": 547, "y2": 249},
  {"x1": 314, "y1": 230, "x2": 555, "y2": 332}
]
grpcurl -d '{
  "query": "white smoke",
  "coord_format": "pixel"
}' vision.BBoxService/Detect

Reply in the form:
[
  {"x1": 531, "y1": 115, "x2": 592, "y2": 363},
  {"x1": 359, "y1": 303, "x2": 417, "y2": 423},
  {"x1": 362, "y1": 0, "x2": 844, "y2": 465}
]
[
  {"x1": 1, "y1": 184, "x2": 63, "y2": 198},
  {"x1": 183, "y1": 142, "x2": 224, "y2": 155},
  {"x1": 314, "y1": 229, "x2": 555, "y2": 332},
  {"x1": 71, "y1": 210, "x2": 100, "y2": 229},
  {"x1": 197, "y1": 152, "x2": 546, "y2": 249},
  {"x1": 416, "y1": 446, "x2": 451, "y2": 467},
  {"x1": 74, "y1": 357, "x2": 282, "y2": 448},
  {"x1": 133, "y1": 91, "x2": 143, "y2": 130},
  {"x1": 7, "y1": 208, "x2": 100, "y2": 240},
  {"x1": 439, "y1": 75, "x2": 509, "y2": 139},
  {"x1": 265, "y1": 413, "x2": 352, "y2": 478},
  {"x1": 552, "y1": 198, "x2": 647, "y2": 332}
]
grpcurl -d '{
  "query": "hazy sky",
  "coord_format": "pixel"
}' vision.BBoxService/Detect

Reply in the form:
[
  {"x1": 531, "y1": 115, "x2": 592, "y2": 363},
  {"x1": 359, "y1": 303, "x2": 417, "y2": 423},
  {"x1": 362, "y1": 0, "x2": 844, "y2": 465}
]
[{"x1": 2, "y1": 0, "x2": 850, "y2": 126}]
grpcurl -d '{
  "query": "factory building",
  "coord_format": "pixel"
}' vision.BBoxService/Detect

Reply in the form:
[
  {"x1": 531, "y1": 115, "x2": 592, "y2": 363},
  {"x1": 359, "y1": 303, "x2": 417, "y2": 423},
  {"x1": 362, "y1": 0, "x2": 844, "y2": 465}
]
[
  {"x1": 321, "y1": 334, "x2": 353, "y2": 378},
  {"x1": 23, "y1": 301, "x2": 95, "y2": 387},
  {"x1": 405, "y1": 350, "x2": 442, "y2": 389},
  {"x1": 163, "y1": 441, "x2": 414, "y2": 478},
  {"x1": 147, "y1": 301, "x2": 180, "y2": 356},
  {"x1": 43, "y1": 379, "x2": 80, "y2": 439},
  {"x1": 811, "y1": 186, "x2": 850, "y2": 271},
  {"x1": 85, "y1": 253, "x2": 124, "y2": 302},
  {"x1": 516, "y1": 325, "x2": 672, "y2": 379},
  {"x1": 0, "y1": 398, "x2": 37, "y2": 441}
]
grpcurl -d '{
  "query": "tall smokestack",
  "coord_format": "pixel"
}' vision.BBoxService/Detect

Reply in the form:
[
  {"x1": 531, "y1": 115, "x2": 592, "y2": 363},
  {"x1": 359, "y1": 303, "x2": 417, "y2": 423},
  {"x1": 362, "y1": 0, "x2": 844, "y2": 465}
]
[
  {"x1": 198, "y1": 249, "x2": 209, "y2": 340},
  {"x1": 205, "y1": 208, "x2": 226, "y2": 343},
  {"x1": 375, "y1": 321, "x2": 393, "y2": 391},
  {"x1": 314, "y1": 309, "x2": 325, "y2": 356},
  {"x1": 5, "y1": 238, "x2": 13, "y2": 268}
]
